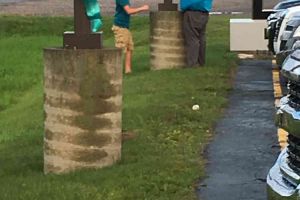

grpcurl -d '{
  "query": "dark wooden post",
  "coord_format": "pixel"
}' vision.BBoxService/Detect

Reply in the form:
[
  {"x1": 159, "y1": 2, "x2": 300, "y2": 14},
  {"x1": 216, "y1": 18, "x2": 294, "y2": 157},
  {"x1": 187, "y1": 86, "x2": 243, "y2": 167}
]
[
  {"x1": 252, "y1": 0, "x2": 273, "y2": 20},
  {"x1": 158, "y1": 0, "x2": 178, "y2": 11},
  {"x1": 63, "y1": 0, "x2": 102, "y2": 49}
]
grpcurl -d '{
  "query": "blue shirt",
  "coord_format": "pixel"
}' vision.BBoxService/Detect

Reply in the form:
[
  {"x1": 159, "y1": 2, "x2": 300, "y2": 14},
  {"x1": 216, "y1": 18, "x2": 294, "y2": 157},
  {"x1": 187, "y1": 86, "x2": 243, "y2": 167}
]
[
  {"x1": 180, "y1": 0, "x2": 213, "y2": 12},
  {"x1": 114, "y1": 0, "x2": 130, "y2": 29}
]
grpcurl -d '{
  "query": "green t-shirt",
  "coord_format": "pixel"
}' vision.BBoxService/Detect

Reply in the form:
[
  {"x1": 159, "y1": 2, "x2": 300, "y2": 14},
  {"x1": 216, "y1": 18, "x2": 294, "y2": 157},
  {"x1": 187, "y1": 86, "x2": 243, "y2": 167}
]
[{"x1": 114, "y1": 0, "x2": 130, "y2": 29}]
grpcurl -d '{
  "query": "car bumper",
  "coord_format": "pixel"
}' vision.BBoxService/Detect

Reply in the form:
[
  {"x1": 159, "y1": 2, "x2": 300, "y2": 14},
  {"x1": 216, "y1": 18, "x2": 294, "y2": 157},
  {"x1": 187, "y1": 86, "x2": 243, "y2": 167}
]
[
  {"x1": 267, "y1": 149, "x2": 300, "y2": 200},
  {"x1": 275, "y1": 96, "x2": 300, "y2": 137}
]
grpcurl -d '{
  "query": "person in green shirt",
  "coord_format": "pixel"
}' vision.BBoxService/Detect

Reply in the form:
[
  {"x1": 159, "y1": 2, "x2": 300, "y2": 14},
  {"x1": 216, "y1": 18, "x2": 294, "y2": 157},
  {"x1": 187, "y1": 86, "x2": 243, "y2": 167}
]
[{"x1": 112, "y1": 0, "x2": 149, "y2": 74}]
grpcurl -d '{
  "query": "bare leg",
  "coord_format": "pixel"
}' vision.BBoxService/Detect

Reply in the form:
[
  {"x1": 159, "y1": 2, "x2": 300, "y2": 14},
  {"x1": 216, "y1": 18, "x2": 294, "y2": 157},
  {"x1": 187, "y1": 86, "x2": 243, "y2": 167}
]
[{"x1": 125, "y1": 50, "x2": 132, "y2": 74}]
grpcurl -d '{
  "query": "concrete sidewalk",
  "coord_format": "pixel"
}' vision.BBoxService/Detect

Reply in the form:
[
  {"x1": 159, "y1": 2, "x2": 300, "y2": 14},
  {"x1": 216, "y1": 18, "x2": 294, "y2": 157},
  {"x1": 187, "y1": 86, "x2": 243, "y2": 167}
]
[{"x1": 198, "y1": 60, "x2": 279, "y2": 200}]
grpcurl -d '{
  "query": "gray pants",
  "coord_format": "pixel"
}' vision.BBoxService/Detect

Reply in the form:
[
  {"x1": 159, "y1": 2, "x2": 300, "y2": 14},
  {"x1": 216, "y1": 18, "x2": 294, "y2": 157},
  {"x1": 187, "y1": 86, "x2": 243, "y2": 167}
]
[{"x1": 183, "y1": 11, "x2": 209, "y2": 67}]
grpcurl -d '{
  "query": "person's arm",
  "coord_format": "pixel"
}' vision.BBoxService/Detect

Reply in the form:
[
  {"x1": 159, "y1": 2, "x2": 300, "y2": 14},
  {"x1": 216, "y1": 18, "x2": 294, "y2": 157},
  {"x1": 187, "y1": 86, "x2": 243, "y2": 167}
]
[{"x1": 123, "y1": 5, "x2": 149, "y2": 15}]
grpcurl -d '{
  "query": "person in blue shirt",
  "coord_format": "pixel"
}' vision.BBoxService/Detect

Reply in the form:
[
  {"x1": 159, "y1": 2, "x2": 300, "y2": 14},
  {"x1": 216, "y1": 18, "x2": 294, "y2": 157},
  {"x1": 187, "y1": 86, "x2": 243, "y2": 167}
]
[
  {"x1": 180, "y1": 0, "x2": 213, "y2": 67},
  {"x1": 112, "y1": 0, "x2": 149, "y2": 74}
]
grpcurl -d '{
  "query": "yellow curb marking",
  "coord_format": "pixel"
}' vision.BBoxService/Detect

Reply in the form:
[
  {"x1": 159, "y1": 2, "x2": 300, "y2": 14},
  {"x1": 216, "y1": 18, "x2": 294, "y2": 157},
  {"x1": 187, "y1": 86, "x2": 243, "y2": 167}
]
[
  {"x1": 272, "y1": 60, "x2": 288, "y2": 149},
  {"x1": 278, "y1": 128, "x2": 288, "y2": 150}
]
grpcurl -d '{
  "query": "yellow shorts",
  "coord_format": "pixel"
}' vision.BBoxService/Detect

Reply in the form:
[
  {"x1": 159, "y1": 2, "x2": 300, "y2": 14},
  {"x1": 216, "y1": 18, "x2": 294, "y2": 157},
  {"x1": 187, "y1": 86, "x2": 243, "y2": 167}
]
[{"x1": 112, "y1": 25, "x2": 134, "y2": 52}]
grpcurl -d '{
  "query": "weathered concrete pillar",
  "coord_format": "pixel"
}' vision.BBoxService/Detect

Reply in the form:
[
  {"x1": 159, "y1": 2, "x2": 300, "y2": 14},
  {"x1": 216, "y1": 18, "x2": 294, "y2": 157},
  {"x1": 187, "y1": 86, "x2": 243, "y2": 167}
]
[
  {"x1": 150, "y1": 11, "x2": 186, "y2": 70},
  {"x1": 43, "y1": 48, "x2": 122, "y2": 174}
]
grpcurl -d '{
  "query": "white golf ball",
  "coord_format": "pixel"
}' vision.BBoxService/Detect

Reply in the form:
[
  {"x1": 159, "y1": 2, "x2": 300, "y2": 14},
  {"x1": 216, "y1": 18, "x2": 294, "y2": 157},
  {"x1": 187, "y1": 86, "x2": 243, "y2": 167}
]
[{"x1": 192, "y1": 105, "x2": 200, "y2": 111}]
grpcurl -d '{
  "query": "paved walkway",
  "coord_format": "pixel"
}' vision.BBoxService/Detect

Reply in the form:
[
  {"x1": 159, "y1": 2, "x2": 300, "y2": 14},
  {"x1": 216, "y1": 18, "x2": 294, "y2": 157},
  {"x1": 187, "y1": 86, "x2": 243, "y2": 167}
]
[{"x1": 198, "y1": 60, "x2": 279, "y2": 200}]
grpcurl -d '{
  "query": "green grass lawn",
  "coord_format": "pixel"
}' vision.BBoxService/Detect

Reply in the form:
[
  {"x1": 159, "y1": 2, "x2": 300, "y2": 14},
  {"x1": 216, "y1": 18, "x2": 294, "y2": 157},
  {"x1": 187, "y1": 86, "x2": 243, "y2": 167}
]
[{"x1": 0, "y1": 15, "x2": 237, "y2": 200}]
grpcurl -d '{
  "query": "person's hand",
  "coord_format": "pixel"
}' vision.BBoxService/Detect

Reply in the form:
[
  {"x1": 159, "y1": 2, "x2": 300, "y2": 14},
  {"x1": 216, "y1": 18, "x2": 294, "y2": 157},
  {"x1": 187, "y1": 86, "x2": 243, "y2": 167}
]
[{"x1": 142, "y1": 5, "x2": 149, "y2": 11}]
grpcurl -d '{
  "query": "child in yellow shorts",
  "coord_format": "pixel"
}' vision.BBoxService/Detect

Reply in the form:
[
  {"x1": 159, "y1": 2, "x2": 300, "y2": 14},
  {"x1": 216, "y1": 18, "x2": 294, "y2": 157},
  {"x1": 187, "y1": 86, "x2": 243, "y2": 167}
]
[{"x1": 112, "y1": 0, "x2": 149, "y2": 74}]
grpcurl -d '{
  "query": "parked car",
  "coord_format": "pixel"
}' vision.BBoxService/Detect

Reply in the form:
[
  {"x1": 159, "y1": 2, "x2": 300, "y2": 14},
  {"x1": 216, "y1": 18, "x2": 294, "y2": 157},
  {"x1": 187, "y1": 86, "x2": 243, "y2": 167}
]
[
  {"x1": 268, "y1": 49, "x2": 300, "y2": 199},
  {"x1": 267, "y1": 0, "x2": 300, "y2": 53},
  {"x1": 276, "y1": 14, "x2": 300, "y2": 66},
  {"x1": 273, "y1": 6, "x2": 300, "y2": 55},
  {"x1": 274, "y1": 0, "x2": 300, "y2": 10},
  {"x1": 267, "y1": 11, "x2": 286, "y2": 53},
  {"x1": 267, "y1": 4, "x2": 300, "y2": 200}
]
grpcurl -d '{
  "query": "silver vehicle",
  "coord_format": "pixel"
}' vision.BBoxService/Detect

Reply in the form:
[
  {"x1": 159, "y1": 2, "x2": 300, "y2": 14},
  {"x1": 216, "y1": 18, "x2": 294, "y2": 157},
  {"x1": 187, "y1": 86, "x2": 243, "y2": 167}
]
[
  {"x1": 276, "y1": 15, "x2": 300, "y2": 66},
  {"x1": 268, "y1": 49, "x2": 300, "y2": 199},
  {"x1": 274, "y1": 0, "x2": 300, "y2": 10},
  {"x1": 267, "y1": 0, "x2": 300, "y2": 53},
  {"x1": 268, "y1": 11, "x2": 286, "y2": 53},
  {"x1": 274, "y1": 6, "x2": 300, "y2": 55}
]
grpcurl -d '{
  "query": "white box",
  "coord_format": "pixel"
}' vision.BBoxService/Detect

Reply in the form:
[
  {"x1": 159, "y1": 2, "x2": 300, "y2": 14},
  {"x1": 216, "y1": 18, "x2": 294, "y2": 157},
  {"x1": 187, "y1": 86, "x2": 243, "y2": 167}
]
[{"x1": 230, "y1": 19, "x2": 268, "y2": 51}]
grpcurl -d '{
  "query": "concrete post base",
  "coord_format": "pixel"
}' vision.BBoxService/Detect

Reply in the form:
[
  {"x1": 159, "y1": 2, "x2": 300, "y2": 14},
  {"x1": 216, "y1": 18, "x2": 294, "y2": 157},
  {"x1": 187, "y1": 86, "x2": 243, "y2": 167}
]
[
  {"x1": 43, "y1": 47, "x2": 122, "y2": 174},
  {"x1": 150, "y1": 11, "x2": 186, "y2": 70}
]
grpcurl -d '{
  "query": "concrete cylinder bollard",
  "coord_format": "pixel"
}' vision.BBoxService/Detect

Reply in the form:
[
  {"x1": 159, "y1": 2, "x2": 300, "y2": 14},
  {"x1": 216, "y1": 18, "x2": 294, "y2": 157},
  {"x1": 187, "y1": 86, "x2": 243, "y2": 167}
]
[
  {"x1": 43, "y1": 48, "x2": 122, "y2": 174},
  {"x1": 150, "y1": 11, "x2": 186, "y2": 70}
]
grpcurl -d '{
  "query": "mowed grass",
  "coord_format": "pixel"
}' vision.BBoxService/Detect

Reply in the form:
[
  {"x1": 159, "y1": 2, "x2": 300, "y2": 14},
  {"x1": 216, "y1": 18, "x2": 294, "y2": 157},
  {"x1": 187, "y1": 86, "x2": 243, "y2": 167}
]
[{"x1": 0, "y1": 15, "x2": 237, "y2": 200}]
